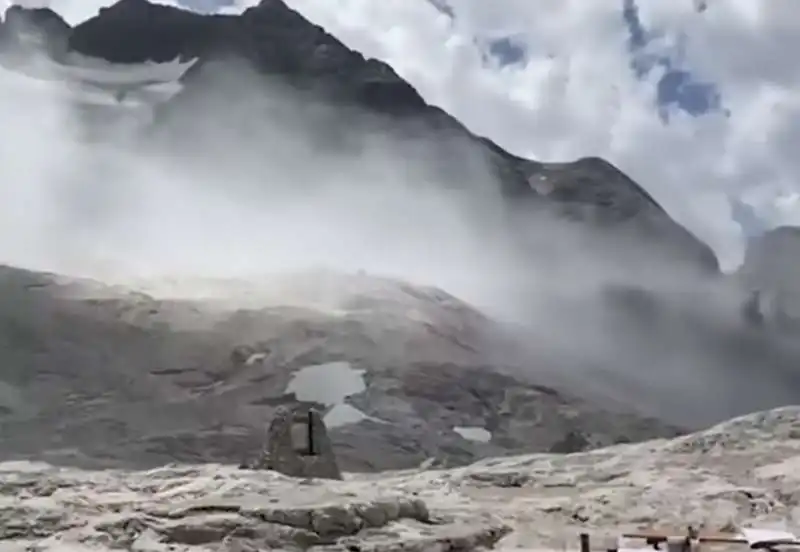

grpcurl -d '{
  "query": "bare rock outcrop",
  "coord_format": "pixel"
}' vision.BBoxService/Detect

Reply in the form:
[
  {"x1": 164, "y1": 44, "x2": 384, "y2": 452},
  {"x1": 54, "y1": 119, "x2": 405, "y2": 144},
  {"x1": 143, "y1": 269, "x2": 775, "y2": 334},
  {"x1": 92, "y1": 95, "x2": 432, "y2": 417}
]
[
  {"x1": 2, "y1": 407, "x2": 800, "y2": 551},
  {"x1": 0, "y1": 461, "x2": 509, "y2": 551},
  {"x1": 0, "y1": 267, "x2": 681, "y2": 472}
]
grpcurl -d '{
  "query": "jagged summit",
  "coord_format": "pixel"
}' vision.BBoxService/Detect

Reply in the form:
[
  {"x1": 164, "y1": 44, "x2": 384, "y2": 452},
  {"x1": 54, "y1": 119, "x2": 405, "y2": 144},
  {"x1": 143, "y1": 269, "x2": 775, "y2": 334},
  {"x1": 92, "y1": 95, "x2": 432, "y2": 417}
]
[
  {"x1": 70, "y1": 0, "x2": 431, "y2": 115},
  {"x1": 0, "y1": 4, "x2": 197, "y2": 106},
  {"x1": 0, "y1": 0, "x2": 719, "y2": 274}
]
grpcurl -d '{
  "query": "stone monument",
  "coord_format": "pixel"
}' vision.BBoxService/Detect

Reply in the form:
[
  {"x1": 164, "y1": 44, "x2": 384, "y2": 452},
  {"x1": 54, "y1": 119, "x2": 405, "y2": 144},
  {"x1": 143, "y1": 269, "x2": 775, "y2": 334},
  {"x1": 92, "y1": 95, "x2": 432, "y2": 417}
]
[{"x1": 254, "y1": 404, "x2": 343, "y2": 480}]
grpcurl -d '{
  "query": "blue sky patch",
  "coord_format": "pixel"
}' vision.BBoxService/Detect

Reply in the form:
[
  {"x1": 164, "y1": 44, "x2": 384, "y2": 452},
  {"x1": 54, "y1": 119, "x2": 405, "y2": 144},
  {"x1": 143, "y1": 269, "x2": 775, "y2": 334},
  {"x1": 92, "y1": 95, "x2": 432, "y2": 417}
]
[{"x1": 622, "y1": 0, "x2": 723, "y2": 121}]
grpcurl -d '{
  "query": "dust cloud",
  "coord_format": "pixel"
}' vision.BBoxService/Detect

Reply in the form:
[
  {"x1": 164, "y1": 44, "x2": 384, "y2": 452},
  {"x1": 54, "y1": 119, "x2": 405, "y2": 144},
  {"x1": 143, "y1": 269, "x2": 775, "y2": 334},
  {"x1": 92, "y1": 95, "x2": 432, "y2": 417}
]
[
  {"x1": 0, "y1": 49, "x2": 798, "y2": 431},
  {"x1": 0, "y1": 58, "x2": 517, "y2": 303}
]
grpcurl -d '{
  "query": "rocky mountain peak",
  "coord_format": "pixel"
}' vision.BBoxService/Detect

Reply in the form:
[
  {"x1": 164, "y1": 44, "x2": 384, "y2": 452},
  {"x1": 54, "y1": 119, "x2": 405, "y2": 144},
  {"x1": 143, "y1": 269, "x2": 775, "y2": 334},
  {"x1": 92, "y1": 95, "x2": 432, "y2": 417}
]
[
  {"x1": 0, "y1": 0, "x2": 718, "y2": 275},
  {"x1": 67, "y1": 0, "x2": 430, "y2": 115}
]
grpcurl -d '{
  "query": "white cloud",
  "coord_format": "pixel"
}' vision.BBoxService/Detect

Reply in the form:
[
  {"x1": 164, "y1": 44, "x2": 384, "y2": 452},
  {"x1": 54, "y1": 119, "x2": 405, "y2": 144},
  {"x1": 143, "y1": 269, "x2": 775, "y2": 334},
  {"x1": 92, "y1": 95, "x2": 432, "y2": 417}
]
[
  {"x1": 281, "y1": 0, "x2": 800, "y2": 270},
  {"x1": 4, "y1": 0, "x2": 800, "y2": 270}
]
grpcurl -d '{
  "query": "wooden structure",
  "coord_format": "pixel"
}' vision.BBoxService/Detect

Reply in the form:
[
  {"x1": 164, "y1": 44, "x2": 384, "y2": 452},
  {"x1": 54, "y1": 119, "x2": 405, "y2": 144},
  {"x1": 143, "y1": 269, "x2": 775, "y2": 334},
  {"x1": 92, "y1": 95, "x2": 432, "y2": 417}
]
[{"x1": 579, "y1": 527, "x2": 800, "y2": 552}]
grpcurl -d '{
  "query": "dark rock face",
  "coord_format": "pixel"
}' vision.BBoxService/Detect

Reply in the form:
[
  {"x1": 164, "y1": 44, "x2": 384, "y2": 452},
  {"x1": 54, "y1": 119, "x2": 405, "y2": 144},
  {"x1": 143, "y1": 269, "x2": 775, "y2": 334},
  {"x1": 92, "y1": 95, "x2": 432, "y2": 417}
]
[
  {"x1": 69, "y1": 0, "x2": 430, "y2": 117},
  {"x1": 516, "y1": 156, "x2": 719, "y2": 272},
  {"x1": 0, "y1": 0, "x2": 718, "y2": 275}
]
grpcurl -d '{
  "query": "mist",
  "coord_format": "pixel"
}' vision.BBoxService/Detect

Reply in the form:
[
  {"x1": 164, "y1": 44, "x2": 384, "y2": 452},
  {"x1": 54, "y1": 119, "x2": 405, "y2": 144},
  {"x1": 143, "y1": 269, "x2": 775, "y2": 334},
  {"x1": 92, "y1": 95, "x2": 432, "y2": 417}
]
[
  {"x1": 1, "y1": 52, "x2": 799, "y2": 432},
  {"x1": 0, "y1": 58, "x2": 521, "y2": 303}
]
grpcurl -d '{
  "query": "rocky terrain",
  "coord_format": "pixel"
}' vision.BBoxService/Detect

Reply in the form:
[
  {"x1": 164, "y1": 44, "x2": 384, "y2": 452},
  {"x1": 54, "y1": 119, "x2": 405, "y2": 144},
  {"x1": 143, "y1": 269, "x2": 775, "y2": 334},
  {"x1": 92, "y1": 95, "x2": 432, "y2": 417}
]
[
  {"x1": 2, "y1": 406, "x2": 800, "y2": 551},
  {"x1": 0, "y1": 265, "x2": 679, "y2": 471}
]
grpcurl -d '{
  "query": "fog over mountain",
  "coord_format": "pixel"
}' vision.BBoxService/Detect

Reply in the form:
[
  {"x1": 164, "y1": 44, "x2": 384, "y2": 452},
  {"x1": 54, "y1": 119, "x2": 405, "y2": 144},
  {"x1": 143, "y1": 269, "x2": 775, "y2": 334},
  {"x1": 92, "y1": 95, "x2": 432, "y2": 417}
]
[
  {"x1": 9, "y1": 0, "x2": 800, "y2": 269},
  {"x1": 0, "y1": 0, "x2": 797, "y2": 475}
]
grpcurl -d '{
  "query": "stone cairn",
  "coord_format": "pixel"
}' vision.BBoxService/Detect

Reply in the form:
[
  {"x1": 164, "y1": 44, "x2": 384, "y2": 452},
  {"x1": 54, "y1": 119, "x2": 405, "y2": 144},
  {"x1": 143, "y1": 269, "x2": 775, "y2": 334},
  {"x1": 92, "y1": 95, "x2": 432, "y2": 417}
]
[{"x1": 244, "y1": 404, "x2": 343, "y2": 480}]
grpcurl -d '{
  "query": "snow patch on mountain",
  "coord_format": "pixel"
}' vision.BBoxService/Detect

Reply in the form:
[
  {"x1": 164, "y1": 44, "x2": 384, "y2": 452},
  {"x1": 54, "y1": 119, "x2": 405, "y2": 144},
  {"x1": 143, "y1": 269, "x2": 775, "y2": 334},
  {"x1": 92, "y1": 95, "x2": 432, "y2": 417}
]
[{"x1": 285, "y1": 361, "x2": 379, "y2": 428}]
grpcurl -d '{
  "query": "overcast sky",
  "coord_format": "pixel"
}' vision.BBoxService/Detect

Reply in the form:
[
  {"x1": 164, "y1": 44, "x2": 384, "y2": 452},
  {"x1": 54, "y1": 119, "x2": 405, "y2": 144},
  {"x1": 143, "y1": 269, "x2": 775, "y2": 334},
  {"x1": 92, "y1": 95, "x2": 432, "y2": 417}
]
[{"x1": 6, "y1": 0, "x2": 800, "y2": 270}]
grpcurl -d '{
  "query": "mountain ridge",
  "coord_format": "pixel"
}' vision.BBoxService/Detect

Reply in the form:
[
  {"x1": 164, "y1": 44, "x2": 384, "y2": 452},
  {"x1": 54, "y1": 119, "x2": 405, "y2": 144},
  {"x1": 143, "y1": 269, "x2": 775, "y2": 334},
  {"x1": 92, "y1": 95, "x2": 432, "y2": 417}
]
[{"x1": 0, "y1": 0, "x2": 720, "y2": 274}]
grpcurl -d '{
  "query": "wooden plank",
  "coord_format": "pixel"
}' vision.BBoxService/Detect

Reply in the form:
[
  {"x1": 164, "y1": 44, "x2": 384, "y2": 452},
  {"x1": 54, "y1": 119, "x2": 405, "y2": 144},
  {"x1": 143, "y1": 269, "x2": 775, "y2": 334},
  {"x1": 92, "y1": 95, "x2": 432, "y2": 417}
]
[
  {"x1": 622, "y1": 530, "x2": 747, "y2": 544},
  {"x1": 590, "y1": 527, "x2": 800, "y2": 552}
]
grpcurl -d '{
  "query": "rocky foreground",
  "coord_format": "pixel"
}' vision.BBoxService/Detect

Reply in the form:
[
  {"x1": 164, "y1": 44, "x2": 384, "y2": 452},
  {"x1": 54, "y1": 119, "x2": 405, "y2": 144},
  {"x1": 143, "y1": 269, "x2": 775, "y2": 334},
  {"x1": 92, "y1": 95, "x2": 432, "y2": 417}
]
[{"x1": 2, "y1": 406, "x2": 799, "y2": 551}]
